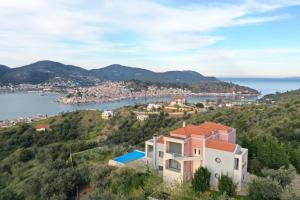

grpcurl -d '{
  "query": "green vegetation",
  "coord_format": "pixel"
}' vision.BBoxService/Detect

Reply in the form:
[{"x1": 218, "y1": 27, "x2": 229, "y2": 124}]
[
  {"x1": 218, "y1": 174, "x2": 237, "y2": 197},
  {"x1": 1, "y1": 89, "x2": 300, "y2": 199},
  {"x1": 125, "y1": 79, "x2": 259, "y2": 94},
  {"x1": 261, "y1": 166, "x2": 295, "y2": 188},
  {"x1": 192, "y1": 167, "x2": 211, "y2": 193},
  {"x1": 248, "y1": 176, "x2": 282, "y2": 200}
]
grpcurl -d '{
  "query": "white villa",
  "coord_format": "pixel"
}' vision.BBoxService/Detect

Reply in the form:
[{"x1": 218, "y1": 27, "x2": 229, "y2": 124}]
[
  {"x1": 145, "y1": 121, "x2": 248, "y2": 191},
  {"x1": 102, "y1": 111, "x2": 114, "y2": 119},
  {"x1": 169, "y1": 96, "x2": 186, "y2": 107},
  {"x1": 147, "y1": 103, "x2": 162, "y2": 111},
  {"x1": 137, "y1": 114, "x2": 149, "y2": 122}
]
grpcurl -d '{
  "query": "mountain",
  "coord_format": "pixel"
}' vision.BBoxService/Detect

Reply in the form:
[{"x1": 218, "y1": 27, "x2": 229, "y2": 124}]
[
  {"x1": 0, "y1": 61, "x2": 100, "y2": 85},
  {"x1": 91, "y1": 64, "x2": 219, "y2": 83},
  {"x1": 0, "y1": 65, "x2": 11, "y2": 78},
  {"x1": 0, "y1": 61, "x2": 219, "y2": 85}
]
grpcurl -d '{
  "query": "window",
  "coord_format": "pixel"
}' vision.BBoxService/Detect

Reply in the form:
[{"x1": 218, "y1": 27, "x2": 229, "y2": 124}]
[
  {"x1": 168, "y1": 159, "x2": 181, "y2": 171},
  {"x1": 215, "y1": 157, "x2": 221, "y2": 163},
  {"x1": 193, "y1": 148, "x2": 201, "y2": 156},
  {"x1": 158, "y1": 166, "x2": 163, "y2": 171},
  {"x1": 169, "y1": 142, "x2": 182, "y2": 155},
  {"x1": 159, "y1": 151, "x2": 164, "y2": 158},
  {"x1": 234, "y1": 158, "x2": 239, "y2": 170},
  {"x1": 147, "y1": 145, "x2": 153, "y2": 158},
  {"x1": 215, "y1": 173, "x2": 219, "y2": 179}
]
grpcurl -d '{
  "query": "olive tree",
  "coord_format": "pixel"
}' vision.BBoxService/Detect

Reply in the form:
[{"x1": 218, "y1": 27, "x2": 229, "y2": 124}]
[{"x1": 248, "y1": 176, "x2": 282, "y2": 200}]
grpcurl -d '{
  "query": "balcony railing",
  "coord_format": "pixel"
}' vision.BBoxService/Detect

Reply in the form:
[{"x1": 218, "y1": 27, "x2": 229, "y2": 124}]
[
  {"x1": 166, "y1": 167, "x2": 181, "y2": 173},
  {"x1": 166, "y1": 151, "x2": 182, "y2": 157}
]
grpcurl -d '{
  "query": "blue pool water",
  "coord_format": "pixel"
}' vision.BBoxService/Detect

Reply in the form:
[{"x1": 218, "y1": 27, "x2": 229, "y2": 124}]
[{"x1": 114, "y1": 150, "x2": 145, "y2": 164}]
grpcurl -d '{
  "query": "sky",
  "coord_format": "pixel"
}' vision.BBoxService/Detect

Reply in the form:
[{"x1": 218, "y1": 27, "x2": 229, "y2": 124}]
[{"x1": 0, "y1": 0, "x2": 299, "y2": 77}]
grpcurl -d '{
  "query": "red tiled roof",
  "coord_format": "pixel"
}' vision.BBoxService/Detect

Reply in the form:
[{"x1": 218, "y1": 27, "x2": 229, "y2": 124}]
[
  {"x1": 170, "y1": 122, "x2": 232, "y2": 137},
  {"x1": 207, "y1": 139, "x2": 237, "y2": 152},
  {"x1": 157, "y1": 136, "x2": 165, "y2": 144},
  {"x1": 171, "y1": 124, "x2": 213, "y2": 137},
  {"x1": 35, "y1": 124, "x2": 50, "y2": 129},
  {"x1": 199, "y1": 121, "x2": 231, "y2": 132}
]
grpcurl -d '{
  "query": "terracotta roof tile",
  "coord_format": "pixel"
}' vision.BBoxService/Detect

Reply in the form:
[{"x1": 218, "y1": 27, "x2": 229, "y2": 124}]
[
  {"x1": 207, "y1": 139, "x2": 237, "y2": 152},
  {"x1": 199, "y1": 122, "x2": 231, "y2": 132},
  {"x1": 170, "y1": 122, "x2": 232, "y2": 138},
  {"x1": 157, "y1": 136, "x2": 165, "y2": 144},
  {"x1": 35, "y1": 124, "x2": 50, "y2": 129},
  {"x1": 170, "y1": 124, "x2": 213, "y2": 137}
]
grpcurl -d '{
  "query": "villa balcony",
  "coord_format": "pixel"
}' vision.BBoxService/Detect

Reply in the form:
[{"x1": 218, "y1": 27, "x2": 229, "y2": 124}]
[
  {"x1": 165, "y1": 151, "x2": 202, "y2": 162},
  {"x1": 147, "y1": 151, "x2": 153, "y2": 158}
]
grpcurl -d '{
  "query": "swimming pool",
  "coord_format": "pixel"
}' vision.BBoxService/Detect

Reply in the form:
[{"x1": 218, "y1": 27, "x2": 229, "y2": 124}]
[{"x1": 113, "y1": 150, "x2": 145, "y2": 164}]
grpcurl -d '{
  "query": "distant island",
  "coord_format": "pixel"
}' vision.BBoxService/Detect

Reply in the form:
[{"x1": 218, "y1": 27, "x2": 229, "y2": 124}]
[{"x1": 0, "y1": 60, "x2": 259, "y2": 104}]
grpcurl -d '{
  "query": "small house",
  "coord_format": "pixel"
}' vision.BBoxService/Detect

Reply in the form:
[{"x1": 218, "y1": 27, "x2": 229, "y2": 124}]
[
  {"x1": 35, "y1": 124, "x2": 50, "y2": 132},
  {"x1": 147, "y1": 103, "x2": 162, "y2": 111},
  {"x1": 137, "y1": 114, "x2": 149, "y2": 122},
  {"x1": 102, "y1": 111, "x2": 114, "y2": 119}
]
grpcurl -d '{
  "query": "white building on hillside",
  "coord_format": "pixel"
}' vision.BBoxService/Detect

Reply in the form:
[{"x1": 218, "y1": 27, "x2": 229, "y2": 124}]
[
  {"x1": 137, "y1": 114, "x2": 149, "y2": 122},
  {"x1": 169, "y1": 96, "x2": 186, "y2": 107},
  {"x1": 147, "y1": 103, "x2": 162, "y2": 111},
  {"x1": 102, "y1": 111, "x2": 114, "y2": 119},
  {"x1": 145, "y1": 121, "x2": 248, "y2": 191}
]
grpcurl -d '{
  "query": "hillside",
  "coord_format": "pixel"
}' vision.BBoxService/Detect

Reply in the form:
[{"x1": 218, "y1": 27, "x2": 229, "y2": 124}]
[
  {"x1": 0, "y1": 61, "x2": 101, "y2": 85},
  {"x1": 91, "y1": 64, "x2": 218, "y2": 84},
  {"x1": 0, "y1": 65, "x2": 10, "y2": 78},
  {"x1": 1, "y1": 90, "x2": 300, "y2": 199},
  {"x1": 0, "y1": 61, "x2": 218, "y2": 85},
  {"x1": 126, "y1": 80, "x2": 259, "y2": 95}
]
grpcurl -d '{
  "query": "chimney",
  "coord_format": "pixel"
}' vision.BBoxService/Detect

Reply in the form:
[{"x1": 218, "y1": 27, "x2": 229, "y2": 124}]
[
  {"x1": 153, "y1": 134, "x2": 158, "y2": 169},
  {"x1": 183, "y1": 121, "x2": 186, "y2": 127}
]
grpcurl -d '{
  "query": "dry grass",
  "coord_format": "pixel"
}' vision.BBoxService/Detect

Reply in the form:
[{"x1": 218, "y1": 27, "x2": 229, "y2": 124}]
[{"x1": 292, "y1": 174, "x2": 300, "y2": 193}]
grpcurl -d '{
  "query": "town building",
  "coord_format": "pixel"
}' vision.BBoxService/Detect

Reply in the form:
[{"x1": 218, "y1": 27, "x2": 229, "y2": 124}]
[
  {"x1": 147, "y1": 103, "x2": 162, "y2": 111},
  {"x1": 169, "y1": 96, "x2": 186, "y2": 107},
  {"x1": 145, "y1": 122, "x2": 248, "y2": 191},
  {"x1": 137, "y1": 114, "x2": 149, "y2": 121},
  {"x1": 102, "y1": 111, "x2": 114, "y2": 119},
  {"x1": 35, "y1": 124, "x2": 50, "y2": 132}
]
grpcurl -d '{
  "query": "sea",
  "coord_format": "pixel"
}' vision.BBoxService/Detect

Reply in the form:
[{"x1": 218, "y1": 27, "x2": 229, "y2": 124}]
[{"x1": 0, "y1": 78, "x2": 299, "y2": 120}]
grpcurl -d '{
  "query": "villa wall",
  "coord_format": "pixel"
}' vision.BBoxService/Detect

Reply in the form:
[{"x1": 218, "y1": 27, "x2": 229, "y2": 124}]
[
  {"x1": 218, "y1": 129, "x2": 236, "y2": 143},
  {"x1": 205, "y1": 148, "x2": 235, "y2": 188}
]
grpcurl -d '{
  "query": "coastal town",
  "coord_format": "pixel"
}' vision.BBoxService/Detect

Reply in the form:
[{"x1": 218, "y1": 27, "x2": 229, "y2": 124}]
[{"x1": 57, "y1": 81, "x2": 254, "y2": 104}]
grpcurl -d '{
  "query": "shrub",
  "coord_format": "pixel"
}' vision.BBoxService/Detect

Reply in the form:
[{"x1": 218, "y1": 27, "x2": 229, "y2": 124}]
[
  {"x1": 192, "y1": 167, "x2": 211, "y2": 193},
  {"x1": 18, "y1": 148, "x2": 35, "y2": 162},
  {"x1": 291, "y1": 147, "x2": 300, "y2": 173},
  {"x1": 280, "y1": 186, "x2": 300, "y2": 200},
  {"x1": 248, "y1": 176, "x2": 282, "y2": 200},
  {"x1": 261, "y1": 165, "x2": 295, "y2": 187},
  {"x1": 256, "y1": 137, "x2": 289, "y2": 169},
  {"x1": 218, "y1": 174, "x2": 236, "y2": 197},
  {"x1": 195, "y1": 103, "x2": 204, "y2": 108}
]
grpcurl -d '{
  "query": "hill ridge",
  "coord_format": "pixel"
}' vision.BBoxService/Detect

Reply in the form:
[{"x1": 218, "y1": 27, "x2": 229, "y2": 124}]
[{"x1": 0, "y1": 60, "x2": 219, "y2": 85}]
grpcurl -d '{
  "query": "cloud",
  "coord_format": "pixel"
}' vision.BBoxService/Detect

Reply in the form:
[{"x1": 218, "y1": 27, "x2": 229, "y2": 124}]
[{"x1": 0, "y1": 0, "x2": 299, "y2": 76}]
